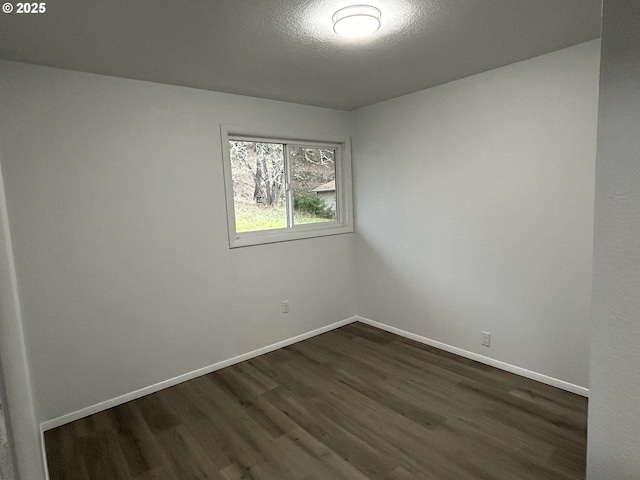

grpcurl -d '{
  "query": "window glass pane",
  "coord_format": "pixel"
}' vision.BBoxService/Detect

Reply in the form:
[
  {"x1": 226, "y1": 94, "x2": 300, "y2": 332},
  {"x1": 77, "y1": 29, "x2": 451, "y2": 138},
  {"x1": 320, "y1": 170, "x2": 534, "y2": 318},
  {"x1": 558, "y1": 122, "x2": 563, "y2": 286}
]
[
  {"x1": 290, "y1": 146, "x2": 337, "y2": 225},
  {"x1": 230, "y1": 140, "x2": 286, "y2": 232}
]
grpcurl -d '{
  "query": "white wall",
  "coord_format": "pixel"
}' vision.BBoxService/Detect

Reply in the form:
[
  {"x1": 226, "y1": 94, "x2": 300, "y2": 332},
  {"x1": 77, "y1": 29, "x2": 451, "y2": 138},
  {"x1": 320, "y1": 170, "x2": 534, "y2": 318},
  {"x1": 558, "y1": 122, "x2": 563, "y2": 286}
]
[
  {"x1": 0, "y1": 61, "x2": 356, "y2": 424},
  {"x1": 588, "y1": 0, "x2": 640, "y2": 477},
  {"x1": 0, "y1": 158, "x2": 44, "y2": 479},
  {"x1": 352, "y1": 40, "x2": 600, "y2": 389}
]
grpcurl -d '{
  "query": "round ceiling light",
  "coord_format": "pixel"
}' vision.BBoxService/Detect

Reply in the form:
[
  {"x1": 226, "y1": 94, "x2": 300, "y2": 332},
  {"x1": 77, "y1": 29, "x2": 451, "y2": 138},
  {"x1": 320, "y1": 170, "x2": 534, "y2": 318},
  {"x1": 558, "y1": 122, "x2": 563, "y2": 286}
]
[{"x1": 332, "y1": 5, "x2": 381, "y2": 38}]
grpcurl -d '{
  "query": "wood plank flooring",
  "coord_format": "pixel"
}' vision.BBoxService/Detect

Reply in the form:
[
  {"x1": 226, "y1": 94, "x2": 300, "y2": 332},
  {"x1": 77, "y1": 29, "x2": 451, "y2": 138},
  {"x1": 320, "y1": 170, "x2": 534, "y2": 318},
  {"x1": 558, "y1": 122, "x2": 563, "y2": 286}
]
[{"x1": 45, "y1": 322, "x2": 588, "y2": 479}]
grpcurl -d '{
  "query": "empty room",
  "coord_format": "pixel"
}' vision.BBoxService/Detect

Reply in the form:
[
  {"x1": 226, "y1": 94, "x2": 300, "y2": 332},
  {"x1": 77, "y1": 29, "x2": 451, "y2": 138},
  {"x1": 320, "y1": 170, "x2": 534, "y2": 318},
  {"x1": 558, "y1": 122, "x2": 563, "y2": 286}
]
[{"x1": 1, "y1": 0, "x2": 639, "y2": 479}]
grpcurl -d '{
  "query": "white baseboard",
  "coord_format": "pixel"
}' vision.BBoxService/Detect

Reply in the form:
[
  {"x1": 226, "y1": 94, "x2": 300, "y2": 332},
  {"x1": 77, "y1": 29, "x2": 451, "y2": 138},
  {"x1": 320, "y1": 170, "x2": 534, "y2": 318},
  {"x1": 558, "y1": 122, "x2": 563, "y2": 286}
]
[
  {"x1": 355, "y1": 316, "x2": 589, "y2": 397},
  {"x1": 40, "y1": 316, "x2": 359, "y2": 431},
  {"x1": 41, "y1": 314, "x2": 588, "y2": 432}
]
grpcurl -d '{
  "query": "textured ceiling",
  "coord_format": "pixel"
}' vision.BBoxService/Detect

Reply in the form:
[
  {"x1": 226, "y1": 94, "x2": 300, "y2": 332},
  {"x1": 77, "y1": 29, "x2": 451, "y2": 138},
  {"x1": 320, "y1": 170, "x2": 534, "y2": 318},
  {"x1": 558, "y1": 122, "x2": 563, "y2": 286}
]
[{"x1": 0, "y1": 0, "x2": 601, "y2": 110}]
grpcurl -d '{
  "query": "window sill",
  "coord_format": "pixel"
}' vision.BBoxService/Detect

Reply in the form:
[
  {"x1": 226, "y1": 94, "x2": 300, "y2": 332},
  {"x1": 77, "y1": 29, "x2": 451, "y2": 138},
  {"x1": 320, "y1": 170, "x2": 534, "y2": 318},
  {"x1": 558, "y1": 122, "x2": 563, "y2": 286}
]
[{"x1": 229, "y1": 222, "x2": 354, "y2": 248}]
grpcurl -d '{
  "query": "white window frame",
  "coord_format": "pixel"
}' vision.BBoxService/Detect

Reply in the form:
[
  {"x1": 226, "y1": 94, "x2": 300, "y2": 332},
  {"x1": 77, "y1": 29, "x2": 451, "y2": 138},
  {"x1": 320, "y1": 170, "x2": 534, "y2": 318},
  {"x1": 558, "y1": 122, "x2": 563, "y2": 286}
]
[{"x1": 221, "y1": 124, "x2": 353, "y2": 248}]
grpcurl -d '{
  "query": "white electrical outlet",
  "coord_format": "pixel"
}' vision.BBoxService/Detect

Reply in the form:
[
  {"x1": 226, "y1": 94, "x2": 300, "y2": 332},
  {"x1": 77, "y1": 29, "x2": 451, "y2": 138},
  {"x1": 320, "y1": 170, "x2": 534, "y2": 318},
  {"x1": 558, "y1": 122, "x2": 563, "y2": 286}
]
[
  {"x1": 282, "y1": 300, "x2": 290, "y2": 314},
  {"x1": 481, "y1": 331, "x2": 491, "y2": 347}
]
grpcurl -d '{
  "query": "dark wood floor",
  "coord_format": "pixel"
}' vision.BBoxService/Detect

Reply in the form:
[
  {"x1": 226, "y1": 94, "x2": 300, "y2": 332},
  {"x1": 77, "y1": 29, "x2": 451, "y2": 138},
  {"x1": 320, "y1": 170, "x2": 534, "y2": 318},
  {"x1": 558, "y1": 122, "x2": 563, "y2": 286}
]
[{"x1": 45, "y1": 322, "x2": 588, "y2": 479}]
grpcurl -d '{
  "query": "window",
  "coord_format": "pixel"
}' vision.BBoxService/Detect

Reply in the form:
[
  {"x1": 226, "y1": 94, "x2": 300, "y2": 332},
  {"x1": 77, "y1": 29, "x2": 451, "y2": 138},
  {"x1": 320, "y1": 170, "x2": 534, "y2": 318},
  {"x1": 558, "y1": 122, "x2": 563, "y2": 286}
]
[{"x1": 221, "y1": 125, "x2": 353, "y2": 248}]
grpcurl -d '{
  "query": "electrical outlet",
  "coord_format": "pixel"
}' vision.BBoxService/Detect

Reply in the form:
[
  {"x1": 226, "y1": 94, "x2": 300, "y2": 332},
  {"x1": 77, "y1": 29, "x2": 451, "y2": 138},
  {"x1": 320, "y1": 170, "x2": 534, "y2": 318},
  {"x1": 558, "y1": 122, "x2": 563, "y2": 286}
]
[
  {"x1": 282, "y1": 300, "x2": 290, "y2": 314},
  {"x1": 481, "y1": 331, "x2": 491, "y2": 347}
]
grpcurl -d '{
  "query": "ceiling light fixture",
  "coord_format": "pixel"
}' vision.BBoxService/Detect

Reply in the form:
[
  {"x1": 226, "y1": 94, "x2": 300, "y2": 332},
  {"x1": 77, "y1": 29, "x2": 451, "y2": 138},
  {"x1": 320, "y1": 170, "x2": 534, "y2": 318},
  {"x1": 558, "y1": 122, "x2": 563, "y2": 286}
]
[{"x1": 332, "y1": 5, "x2": 382, "y2": 38}]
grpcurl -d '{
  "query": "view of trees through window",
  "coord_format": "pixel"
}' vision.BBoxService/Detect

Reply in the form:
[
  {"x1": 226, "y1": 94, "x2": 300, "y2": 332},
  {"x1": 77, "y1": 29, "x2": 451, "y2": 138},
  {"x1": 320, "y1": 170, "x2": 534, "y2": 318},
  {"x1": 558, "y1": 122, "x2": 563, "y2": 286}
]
[{"x1": 229, "y1": 140, "x2": 337, "y2": 232}]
